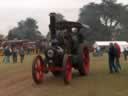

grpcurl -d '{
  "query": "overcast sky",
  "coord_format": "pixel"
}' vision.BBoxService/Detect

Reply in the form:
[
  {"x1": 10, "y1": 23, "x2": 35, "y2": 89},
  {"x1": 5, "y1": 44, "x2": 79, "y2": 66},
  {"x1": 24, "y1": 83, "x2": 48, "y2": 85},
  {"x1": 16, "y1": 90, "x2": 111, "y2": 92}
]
[{"x1": 0, "y1": 0, "x2": 127, "y2": 36}]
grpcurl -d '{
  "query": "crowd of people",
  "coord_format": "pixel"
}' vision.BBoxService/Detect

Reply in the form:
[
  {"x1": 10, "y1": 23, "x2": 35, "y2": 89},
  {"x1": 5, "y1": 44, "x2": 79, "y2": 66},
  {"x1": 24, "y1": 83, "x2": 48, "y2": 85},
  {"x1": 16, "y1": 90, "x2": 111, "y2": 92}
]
[
  {"x1": 1, "y1": 45, "x2": 25, "y2": 64},
  {"x1": 0, "y1": 39, "x2": 48, "y2": 64}
]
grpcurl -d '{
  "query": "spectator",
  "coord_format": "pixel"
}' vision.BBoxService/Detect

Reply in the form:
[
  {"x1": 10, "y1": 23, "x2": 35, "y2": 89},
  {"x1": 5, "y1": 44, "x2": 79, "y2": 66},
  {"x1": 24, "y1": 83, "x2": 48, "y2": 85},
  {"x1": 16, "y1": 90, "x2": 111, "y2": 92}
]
[
  {"x1": 19, "y1": 46, "x2": 25, "y2": 63},
  {"x1": 3, "y1": 45, "x2": 11, "y2": 64},
  {"x1": 114, "y1": 43, "x2": 121, "y2": 71},
  {"x1": 12, "y1": 47, "x2": 18, "y2": 63},
  {"x1": 108, "y1": 43, "x2": 118, "y2": 73},
  {"x1": 123, "y1": 47, "x2": 128, "y2": 61},
  {"x1": 27, "y1": 47, "x2": 30, "y2": 55},
  {"x1": 96, "y1": 46, "x2": 100, "y2": 54},
  {"x1": 9, "y1": 46, "x2": 12, "y2": 62}
]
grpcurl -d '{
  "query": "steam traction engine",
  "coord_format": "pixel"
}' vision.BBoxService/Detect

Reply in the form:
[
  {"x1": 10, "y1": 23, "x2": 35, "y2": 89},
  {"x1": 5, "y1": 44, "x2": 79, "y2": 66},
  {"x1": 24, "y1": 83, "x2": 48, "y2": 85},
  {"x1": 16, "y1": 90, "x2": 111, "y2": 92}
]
[{"x1": 32, "y1": 13, "x2": 90, "y2": 84}]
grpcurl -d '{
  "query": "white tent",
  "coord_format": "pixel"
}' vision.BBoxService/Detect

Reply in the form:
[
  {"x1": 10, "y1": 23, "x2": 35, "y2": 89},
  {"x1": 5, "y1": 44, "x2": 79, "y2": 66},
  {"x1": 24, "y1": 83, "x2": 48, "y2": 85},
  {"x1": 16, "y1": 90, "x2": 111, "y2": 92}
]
[{"x1": 93, "y1": 41, "x2": 128, "y2": 52}]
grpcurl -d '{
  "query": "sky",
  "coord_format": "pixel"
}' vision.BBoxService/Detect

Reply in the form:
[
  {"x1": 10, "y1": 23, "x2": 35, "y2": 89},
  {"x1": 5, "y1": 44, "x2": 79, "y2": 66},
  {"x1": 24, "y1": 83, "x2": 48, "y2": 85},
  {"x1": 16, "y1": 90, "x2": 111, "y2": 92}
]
[{"x1": 0, "y1": 0, "x2": 127, "y2": 36}]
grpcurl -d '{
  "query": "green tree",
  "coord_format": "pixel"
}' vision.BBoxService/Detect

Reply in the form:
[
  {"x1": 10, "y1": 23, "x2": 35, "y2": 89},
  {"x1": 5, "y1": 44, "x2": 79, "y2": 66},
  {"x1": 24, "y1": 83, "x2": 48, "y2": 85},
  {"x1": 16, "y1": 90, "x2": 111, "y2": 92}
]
[
  {"x1": 117, "y1": 5, "x2": 128, "y2": 40},
  {"x1": 8, "y1": 18, "x2": 42, "y2": 40},
  {"x1": 78, "y1": 0, "x2": 128, "y2": 42},
  {"x1": 0, "y1": 34, "x2": 4, "y2": 40}
]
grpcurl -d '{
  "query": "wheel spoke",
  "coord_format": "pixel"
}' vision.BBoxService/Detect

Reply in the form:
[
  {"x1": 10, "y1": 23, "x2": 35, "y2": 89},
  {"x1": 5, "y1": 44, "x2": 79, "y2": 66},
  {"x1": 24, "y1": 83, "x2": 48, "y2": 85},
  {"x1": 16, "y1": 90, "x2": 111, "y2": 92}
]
[
  {"x1": 83, "y1": 48, "x2": 89, "y2": 75},
  {"x1": 65, "y1": 56, "x2": 72, "y2": 81},
  {"x1": 35, "y1": 59, "x2": 43, "y2": 71},
  {"x1": 36, "y1": 72, "x2": 41, "y2": 80}
]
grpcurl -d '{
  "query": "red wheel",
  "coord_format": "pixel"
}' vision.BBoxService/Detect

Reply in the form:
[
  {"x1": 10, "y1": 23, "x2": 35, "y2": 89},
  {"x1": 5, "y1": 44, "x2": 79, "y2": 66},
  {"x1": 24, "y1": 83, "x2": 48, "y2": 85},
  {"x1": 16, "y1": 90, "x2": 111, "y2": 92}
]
[
  {"x1": 63, "y1": 54, "x2": 72, "y2": 84},
  {"x1": 32, "y1": 55, "x2": 45, "y2": 84},
  {"x1": 78, "y1": 45, "x2": 90, "y2": 76}
]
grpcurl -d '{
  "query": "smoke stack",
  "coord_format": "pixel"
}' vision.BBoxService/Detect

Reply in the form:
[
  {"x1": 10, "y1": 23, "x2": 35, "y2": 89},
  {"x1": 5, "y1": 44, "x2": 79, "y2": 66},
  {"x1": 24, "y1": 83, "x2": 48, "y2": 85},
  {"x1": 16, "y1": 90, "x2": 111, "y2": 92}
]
[{"x1": 49, "y1": 13, "x2": 56, "y2": 39}]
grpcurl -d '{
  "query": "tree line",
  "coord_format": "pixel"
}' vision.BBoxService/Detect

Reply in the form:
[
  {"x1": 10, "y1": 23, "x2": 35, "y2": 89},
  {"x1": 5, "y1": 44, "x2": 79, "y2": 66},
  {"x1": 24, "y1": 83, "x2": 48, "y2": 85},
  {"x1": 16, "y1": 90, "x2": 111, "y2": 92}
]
[
  {"x1": 4, "y1": 0, "x2": 128, "y2": 43},
  {"x1": 78, "y1": 0, "x2": 128, "y2": 43},
  {"x1": 8, "y1": 18, "x2": 43, "y2": 40}
]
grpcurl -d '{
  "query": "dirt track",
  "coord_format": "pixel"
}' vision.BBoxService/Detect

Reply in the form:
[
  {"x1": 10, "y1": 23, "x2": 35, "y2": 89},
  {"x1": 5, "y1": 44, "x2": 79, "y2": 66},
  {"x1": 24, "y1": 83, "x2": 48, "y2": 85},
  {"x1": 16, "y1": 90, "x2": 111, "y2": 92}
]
[{"x1": 1, "y1": 55, "x2": 128, "y2": 96}]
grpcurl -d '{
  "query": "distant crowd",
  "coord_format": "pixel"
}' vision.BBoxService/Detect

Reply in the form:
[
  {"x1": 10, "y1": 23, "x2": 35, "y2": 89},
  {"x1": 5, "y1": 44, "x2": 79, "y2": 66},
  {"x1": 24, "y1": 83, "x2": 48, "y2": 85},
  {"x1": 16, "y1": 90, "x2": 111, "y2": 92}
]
[
  {"x1": 1, "y1": 45, "x2": 25, "y2": 64},
  {"x1": 0, "y1": 45, "x2": 41, "y2": 64}
]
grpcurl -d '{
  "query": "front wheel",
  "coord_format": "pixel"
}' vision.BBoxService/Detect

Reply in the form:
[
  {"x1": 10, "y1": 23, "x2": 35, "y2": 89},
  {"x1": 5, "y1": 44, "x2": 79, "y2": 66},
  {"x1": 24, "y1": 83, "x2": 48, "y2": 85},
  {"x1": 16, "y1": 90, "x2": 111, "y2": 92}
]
[
  {"x1": 63, "y1": 54, "x2": 72, "y2": 84},
  {"x1": 32, "y1": 55, "x2": 45, "y2": 84}
]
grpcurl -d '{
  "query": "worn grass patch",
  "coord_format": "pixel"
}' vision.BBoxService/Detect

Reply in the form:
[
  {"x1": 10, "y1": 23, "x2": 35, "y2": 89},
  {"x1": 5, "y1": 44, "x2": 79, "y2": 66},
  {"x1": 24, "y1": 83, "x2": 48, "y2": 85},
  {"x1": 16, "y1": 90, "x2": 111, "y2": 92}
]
[{"x1": 0, "y1": 53, "x2": 128, "y2": 96}]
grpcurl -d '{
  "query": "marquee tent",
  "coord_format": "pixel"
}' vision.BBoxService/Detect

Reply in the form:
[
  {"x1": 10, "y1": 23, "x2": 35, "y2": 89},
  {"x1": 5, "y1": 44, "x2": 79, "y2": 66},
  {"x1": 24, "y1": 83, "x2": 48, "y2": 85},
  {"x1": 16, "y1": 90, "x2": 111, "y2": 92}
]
[{"x1": 93, "y1": 41, "x2": 128, "y2": 52}]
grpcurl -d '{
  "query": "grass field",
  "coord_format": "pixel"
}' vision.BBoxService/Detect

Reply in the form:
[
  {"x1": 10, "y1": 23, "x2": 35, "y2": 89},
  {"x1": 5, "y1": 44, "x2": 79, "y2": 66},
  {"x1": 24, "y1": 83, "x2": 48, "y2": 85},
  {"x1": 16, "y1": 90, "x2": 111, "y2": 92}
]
[{"x1": 0, "y1": 54, "x2": 128, "y2": 96}]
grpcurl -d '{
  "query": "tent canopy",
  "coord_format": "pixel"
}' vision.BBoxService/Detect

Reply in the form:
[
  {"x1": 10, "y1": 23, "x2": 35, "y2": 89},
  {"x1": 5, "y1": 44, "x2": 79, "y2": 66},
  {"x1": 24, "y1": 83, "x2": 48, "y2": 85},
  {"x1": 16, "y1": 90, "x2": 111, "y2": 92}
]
[{"x1": 93, "y1": 41, "x2": 128, "y2": 52}]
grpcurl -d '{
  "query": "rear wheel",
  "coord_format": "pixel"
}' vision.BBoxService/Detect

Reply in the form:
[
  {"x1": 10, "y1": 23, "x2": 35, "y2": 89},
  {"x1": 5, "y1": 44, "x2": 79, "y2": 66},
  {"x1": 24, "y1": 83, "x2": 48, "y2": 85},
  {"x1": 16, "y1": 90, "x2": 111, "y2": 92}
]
[
  {"x1": 63, "y1": 54, "x2": 72, "y2": 84},
  {"x1": 78, "y1": 45, "x2": 90, "y2": 76},
  {"x1": 32, "y1": 55, "x2": 45, "y2": 84}
]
